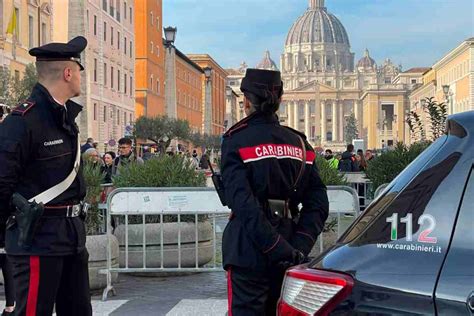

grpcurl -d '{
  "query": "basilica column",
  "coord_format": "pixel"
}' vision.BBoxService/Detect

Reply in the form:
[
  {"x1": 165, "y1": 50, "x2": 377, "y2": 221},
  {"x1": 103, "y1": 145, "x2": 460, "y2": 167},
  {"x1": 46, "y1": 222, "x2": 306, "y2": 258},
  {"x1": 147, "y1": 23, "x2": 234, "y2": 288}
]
[
  {"x1": 293, "y1": 101, "x2": 299, "y2": 130},
  {"x1": 287, "y1": 101, "x2": 294, "y2": 128},
  {"x1": 304, "y1": 101, "x2": 310, "y2": 137},
  {"x1": 339, "y1": 100, "x2": 344, "y2": 142},
  {"x1": 321, "y1": 101, "x2": 327, "y2": 143},
  {"x1": 332, "y1": 100, "x2": 338, "y2": 141},
  {"x1": 315, "y1": 100, "x2": 321, "y2": 142}
]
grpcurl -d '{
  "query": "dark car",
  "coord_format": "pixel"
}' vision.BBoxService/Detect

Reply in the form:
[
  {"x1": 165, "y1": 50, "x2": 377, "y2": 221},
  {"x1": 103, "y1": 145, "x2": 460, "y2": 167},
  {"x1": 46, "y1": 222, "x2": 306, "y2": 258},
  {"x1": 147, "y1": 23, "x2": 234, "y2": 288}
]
[{"x1": 278, "y1": 111, "x2": 474, "y2": 315}]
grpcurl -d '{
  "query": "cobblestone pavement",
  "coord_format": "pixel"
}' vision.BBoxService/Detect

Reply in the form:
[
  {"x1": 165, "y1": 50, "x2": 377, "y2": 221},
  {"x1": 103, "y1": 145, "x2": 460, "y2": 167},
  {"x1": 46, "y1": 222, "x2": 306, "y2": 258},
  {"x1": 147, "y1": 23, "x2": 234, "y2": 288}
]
[{"x1": 0, "y1": 271, "x2": 228, "y2": 315}]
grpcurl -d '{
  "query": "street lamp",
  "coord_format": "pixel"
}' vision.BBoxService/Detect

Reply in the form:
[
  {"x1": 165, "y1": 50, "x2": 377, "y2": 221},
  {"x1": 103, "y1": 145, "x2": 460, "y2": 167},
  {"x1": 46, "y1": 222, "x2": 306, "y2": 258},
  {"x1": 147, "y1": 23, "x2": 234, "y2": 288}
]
[
  {"x1": 164, "y1": 26, "x2": 178, "y2": 118},
  {"x1": 442, "y1": 85, "x2": 450, "y2": 96},
  {"x1": 442, "y1": 85, "x2": 453, "y2": 114},
  {"x1": 203, "y1": 67, "x2": 212, "y2": 81},
  {"x1": 203, "y1": 67, "x2": 213, "y2": 134},
  {"x1": 163, "y1": 26, "x2": 177, "y2": 47},
  {"x1": 420, "y1": 98, "x2": 427, "y2": 108}
]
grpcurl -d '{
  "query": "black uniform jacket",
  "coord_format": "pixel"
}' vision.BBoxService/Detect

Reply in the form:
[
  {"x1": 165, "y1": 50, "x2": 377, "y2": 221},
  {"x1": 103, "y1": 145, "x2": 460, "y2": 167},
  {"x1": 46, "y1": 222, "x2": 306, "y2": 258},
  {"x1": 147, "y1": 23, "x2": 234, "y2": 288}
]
[
  {"x1": 0, "y1": 83, "x2": 87, "y2": 255},
  {"x1": 221, "y1": 111, "x2": 329, "y2": 271}
]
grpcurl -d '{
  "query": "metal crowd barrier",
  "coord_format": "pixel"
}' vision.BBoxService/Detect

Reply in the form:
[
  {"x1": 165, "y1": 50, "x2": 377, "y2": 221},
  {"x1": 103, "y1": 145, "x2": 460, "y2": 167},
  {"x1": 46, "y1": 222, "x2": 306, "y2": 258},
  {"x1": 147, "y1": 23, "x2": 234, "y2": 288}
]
[
  {"x1": 100, "y1": 186, "x2": 359, "y2": 301},
  {"x1": 342, "y1": 172, "x2": 373, "y2": 211}
]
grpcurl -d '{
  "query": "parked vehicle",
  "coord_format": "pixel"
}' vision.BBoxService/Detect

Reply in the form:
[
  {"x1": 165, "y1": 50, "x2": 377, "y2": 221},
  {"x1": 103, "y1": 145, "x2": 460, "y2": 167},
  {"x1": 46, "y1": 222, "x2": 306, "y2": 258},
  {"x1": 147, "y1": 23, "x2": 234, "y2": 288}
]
[{"x1": 278, "y1": 111, "x2": 474, "y2": 315}]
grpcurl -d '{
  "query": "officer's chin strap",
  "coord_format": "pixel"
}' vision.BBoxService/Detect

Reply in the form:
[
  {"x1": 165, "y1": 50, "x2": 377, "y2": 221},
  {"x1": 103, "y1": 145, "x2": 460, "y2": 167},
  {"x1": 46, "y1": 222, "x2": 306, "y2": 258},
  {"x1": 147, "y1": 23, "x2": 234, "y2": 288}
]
[{"x1": 28, "y1": 135, "x2": 81, "y2": 205}]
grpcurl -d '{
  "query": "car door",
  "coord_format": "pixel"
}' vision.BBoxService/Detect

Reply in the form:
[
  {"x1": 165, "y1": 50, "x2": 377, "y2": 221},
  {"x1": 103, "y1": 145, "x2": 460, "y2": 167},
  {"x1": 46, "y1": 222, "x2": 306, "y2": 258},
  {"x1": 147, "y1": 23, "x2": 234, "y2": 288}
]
[{"x1": 435, "y1": 166, "x2": 474, "y2": 315}]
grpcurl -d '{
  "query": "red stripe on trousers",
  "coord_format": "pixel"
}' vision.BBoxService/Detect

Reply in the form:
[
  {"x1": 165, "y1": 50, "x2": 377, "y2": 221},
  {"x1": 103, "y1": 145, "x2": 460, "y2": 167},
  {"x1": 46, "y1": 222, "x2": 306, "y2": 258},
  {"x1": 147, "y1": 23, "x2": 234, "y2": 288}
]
[
  {"x1": 227, "y1": 267, "x2": 233, "y2": 316},
  {"x1": 26, "y1": 256, "x2": 40, "y2": 316}
]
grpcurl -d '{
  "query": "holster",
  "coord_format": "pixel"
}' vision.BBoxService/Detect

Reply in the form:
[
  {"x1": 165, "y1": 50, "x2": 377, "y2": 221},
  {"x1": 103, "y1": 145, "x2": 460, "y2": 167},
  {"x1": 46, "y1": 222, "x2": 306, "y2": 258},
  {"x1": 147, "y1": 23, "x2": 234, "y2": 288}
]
[
  {"x1": 10, "y1": 193, "x2": 44, "y2": 249},
  {"x1": 266, "y1": 199, "x2": 296, "y2": 242}
]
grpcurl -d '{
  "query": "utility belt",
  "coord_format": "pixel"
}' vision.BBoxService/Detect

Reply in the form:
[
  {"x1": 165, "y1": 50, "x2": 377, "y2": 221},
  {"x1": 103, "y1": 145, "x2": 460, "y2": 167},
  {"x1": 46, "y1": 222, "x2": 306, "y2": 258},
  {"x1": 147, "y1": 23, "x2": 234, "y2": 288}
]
[{"x1": 43, "y1": 202, "x2": 89, "y2": 218}]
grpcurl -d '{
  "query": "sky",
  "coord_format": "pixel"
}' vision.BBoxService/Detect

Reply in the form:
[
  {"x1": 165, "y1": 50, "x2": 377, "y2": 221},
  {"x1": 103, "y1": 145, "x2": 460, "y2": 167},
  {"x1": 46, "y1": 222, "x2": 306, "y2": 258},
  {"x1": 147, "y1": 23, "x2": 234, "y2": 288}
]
[{"x1": 163, "y1": 0, "x2": 474, "y2": 70}]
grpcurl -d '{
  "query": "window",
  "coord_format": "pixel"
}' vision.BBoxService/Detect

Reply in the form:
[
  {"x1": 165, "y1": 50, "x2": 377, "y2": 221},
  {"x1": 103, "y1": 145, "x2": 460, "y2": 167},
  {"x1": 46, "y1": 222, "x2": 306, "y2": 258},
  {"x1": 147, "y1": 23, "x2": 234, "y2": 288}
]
[
  {"x1": 124, "y1": 73, "x2": 127, "y2": 94},
  {"x1": 150, "y1": 12, "x2": 153, "y2": 25},
  {"x1": 94, "y1": 103, "x2": 97, "y2": 120},
  {"x1": 111, "y1": 66, "x2": 114, "y2": 89},
  {"x1": 14, "y1": 70, "x2": 19, "y2": 81},
  {"x1": 123, "y1": 2, "x2": 127, "y2": 19},
  {"x1": 385, "y1": 77, "x2": 391, "y2": 84},
  {"x1": 109, "y1": 1, "x2": 114, "y2": 17},
  {"x1": 156, "y1": 80, "x2": 160, "y2": 95},
  {"x1": 411, "y1": 79, "x2": 417, "y2": 84},
  {"x1": 110, "y1": 109, "x2": 113, "y2": 119},
  {"x1": 129, "y1": 7, "x2": 132, "y2": 24},
  {"x1": 104, "y1": 63, "x2": 107, "y2": 86},
  {"x1": 103, "y1": 22, "x2": 107, "y2": 41},
  {"x1": 94, "y1": 15, "x2": 97, "y2": 35},
  {"x1": 130, "y1": 75, "x2": 133, "y2": 96},
  {"x1": 150, "y1": 41, "x2": 153, "y2": 53},
  {"x1": 124, "y1": 112, "x2": 127, "y2": 125},
  {"x1": 117, "y1": 109, "x2": 120, "y2": 125},
  {"x1": 111, "y1": 26, "x2": 114, "y2": 46},
  {"x1": 156, "y1": 45, "x2": 159, "y2": 56},
  {"x1": 150, "y1": 75, "x2": 153, "y2": 91},
  {"x1": 129, "y1": 41, "x2": 132, "y2": 58},
  {"x1": 94, "y1": 58, "x2": 97, "y2": 82},
  {"x1": 41, "y1": 23, "x2": 46, "y2": 45},
  {"x1": 124, "y1": 36, "x2": 127, "y2": 54},
  {"x1": 28, "y1": 15, "x2": 34, "y2": 48},
  {"x1": 130, "y1": 113, "x2": 132, "y2": 124},
  {"x1": 156, "y1": 17, "x2": 160, "y2": 29},
  {"x1": 116, "y1": 0, "x2": 121, "y2": 21},
  {"x1": 117, "y1": 31, "x2": 120, "y2": 49},
  {"x1": 103, "y1": 0, "x2": 107, "y2": 11},
  {"x1": 103, "y1": 106, "x2": 107, "y2": 122},
  {"x1": 117, "y1": 70, "x2": 120, "y2": 92}
]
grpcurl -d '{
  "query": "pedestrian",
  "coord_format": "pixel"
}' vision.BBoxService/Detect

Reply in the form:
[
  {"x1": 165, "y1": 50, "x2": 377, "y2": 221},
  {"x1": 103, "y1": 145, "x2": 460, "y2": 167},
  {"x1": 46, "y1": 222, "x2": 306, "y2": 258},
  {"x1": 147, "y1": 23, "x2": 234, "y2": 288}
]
[
  {"x1": 199, "y1": 151, "x2": 210, "y2": 169},
  {"x1": 356, "y1": 149, "x2": 368, "y2": 171},
  {"x1": 190, "y1": 150, "x2": 200, "y2": 169},
  {"x1": 81, "y1": 137, "x2": 94, "y2": 154},
  {"x1": 0, "y1": 37, "x2": 92, "y2": 315},
  {"x1": 101, "y1": 151, "x2": 116, "y2": 184},
  {"x1": 220, "y1": 69, "x2": 329, "y2": 315},
  {"x1": 338, "y1": 144, "x2": 359, "y2": 172},
  {"x1": 112, "y1": 137, "x2": 144, "y2": 175},
  {"x1": 365, "y1": 149, "x2": 375, "y2": 162},
  {"x1": 83, "y1": 148, "x2": 103, "y2": 166},
  {"x1": 324, "y1": 149, "x2": 339, "y2": 169}
]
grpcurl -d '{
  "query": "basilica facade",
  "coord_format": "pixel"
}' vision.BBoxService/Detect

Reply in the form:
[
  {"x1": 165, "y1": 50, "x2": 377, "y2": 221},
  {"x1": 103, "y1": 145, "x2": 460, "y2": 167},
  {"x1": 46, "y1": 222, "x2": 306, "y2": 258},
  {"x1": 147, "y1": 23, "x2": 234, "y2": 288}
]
[{"x1": 227, "y1": 0, "x2": 426, "y2": 150}]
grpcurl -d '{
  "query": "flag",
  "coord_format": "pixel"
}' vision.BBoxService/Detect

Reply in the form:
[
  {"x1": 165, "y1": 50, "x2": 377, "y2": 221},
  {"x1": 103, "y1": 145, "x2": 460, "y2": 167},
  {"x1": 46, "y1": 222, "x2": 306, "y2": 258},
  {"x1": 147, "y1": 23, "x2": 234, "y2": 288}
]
[{"x1": 6, "y1": 8, "x2": 18, "y2": 37}]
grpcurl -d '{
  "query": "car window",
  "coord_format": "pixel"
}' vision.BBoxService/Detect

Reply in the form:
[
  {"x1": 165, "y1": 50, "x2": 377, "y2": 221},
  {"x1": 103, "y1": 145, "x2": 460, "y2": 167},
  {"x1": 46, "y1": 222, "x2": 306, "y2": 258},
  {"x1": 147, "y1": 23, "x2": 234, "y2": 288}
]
[
  {"x1": 341, "y1": 136, "x2": 448, "y2": 242},
  {"x1": 435, "y1": 167, "x2": 474, "y2": 313}
]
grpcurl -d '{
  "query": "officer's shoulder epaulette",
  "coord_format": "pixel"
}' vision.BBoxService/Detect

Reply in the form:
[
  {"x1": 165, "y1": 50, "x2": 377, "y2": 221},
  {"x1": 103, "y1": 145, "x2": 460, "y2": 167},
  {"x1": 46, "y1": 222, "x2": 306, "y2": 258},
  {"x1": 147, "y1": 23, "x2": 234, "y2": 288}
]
[
  {"x1": 223, "y1": 116, "x2": 253, "y2": 138},
  {"x1": 12, "y1": 101, "x2": 36, "y2": 117}
]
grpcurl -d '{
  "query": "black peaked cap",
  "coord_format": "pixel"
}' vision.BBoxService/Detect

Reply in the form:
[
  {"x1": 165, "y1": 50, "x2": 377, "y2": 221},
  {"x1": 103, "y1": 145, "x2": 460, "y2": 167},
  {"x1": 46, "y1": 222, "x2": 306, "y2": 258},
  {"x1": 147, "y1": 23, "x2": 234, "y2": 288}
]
[
  {"x1": 29, "y1": 36, "x2": 88, "y2": 70},
  {"x1": 240, "y1": 68, "x2": 283, "y2": 100}
]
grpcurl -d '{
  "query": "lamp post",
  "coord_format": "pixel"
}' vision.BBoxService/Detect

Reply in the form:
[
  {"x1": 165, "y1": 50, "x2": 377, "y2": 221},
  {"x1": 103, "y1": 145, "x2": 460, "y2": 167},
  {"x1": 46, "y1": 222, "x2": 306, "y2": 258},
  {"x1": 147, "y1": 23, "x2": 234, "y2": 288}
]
[
  {"x1": 203, "y1": 67, "x2": 212, "y2": 134},
  {"x1": 442, "y1": 85, "x2": 453, "y2": 114},
  {"x1": 164, "y1": 26, "x2": 178, "y2": 119}
]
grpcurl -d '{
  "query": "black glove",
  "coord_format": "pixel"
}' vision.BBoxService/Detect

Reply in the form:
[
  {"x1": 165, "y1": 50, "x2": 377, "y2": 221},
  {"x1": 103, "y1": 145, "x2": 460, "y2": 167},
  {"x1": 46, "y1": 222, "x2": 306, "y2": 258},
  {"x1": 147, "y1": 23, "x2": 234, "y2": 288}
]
[{"x1": 275, "y1": 249, "x2": 307, "y2": 272}]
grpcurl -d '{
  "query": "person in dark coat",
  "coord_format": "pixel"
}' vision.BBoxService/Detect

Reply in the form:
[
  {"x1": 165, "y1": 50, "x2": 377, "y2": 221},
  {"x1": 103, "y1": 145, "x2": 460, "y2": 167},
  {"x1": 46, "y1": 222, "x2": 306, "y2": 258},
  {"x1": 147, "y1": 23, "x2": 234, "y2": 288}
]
[
  {"x1": 221, "y1": 69, "x2": 329, "y2": 315},
  {"x1": 101, "y1": 151, "x2": 116, "y2": 184},
  {"x1": 338, "y1": 144, "x2": 359, "y2": 172},
  {"x1": 0, "y1": 37, "x2": 92, "y2": 316}
]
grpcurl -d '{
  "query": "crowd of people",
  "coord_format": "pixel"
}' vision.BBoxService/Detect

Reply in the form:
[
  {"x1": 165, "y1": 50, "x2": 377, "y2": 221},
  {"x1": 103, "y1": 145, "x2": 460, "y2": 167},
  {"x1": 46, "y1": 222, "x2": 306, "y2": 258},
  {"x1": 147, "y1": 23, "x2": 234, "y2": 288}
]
[
  {"x1": 323, "y1": 144, "x2": 375, "y2": 172},
  {"x1": 80, "y1": 137, "x2": 213, "y2": 184}
]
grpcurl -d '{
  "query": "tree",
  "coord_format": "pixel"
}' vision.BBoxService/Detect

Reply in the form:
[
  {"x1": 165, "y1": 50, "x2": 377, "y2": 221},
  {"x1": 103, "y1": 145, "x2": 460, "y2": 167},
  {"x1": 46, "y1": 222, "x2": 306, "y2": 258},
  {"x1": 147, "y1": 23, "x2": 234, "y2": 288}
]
[
  {"x1": 0, "y1": 63, "x2": 38, "y2": 107},
  {"x1": 344, "y1": 113, "x2": 359, "y2": 144},
  {"x1": 407, "y1": 97, "x2": 447, "y2": 141},
  {"x1": 134, "y1": 116, "x2": 191, "y2": 154}
]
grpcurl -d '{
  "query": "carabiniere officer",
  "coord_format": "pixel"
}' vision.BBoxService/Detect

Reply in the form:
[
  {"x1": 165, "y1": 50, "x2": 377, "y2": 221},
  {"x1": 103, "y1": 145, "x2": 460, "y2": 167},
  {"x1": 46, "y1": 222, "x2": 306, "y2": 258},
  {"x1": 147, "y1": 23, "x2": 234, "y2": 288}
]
[
  {"x1": 0, "y1": 37, "x2": 92, "y2": 316},
  {"x1": 221, "y1": 68, "x2": 329, "y2": 315}
]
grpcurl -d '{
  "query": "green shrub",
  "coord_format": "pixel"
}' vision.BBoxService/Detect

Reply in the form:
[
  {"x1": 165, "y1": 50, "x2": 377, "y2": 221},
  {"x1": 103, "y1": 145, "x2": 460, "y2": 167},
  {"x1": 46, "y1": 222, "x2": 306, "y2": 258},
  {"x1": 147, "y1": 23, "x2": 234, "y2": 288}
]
[
  {"x1": 113, "y1": 155, "x2": 206, "y2": 223},
  {"x1": 365, "y1": 141, "x2": 431, "y2": 191},
  {"x1": 315, "y1": 155, "x2": 347, "y2": 186},
  {"x1": 113, "y1": 155, "x2": 206, "y2": 188},
  {"x1": 82, "y1": 162, "x2": 105, "y2": 235}
]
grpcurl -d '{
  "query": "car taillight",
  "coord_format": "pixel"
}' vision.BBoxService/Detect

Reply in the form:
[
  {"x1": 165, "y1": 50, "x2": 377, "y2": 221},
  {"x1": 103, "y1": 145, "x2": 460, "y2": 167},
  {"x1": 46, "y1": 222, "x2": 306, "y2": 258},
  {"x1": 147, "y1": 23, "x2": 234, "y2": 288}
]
[{"x1": 277, "y1": 266, "x2": 354, "y2": 316}]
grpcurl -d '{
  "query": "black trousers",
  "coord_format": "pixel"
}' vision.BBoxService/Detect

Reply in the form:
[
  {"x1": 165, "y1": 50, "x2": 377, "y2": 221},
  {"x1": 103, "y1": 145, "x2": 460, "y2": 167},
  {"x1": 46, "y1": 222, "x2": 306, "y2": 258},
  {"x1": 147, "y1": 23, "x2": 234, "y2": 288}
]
[
  {"x1": 227, "y1": 265, "x2": 286, "y2": 316},
  {"x1": 0, "y1": 254, "x2": 15, "y2": 307},
  {"x1": 8, "y1": 250, "x2": 92, "y2": 316}
]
